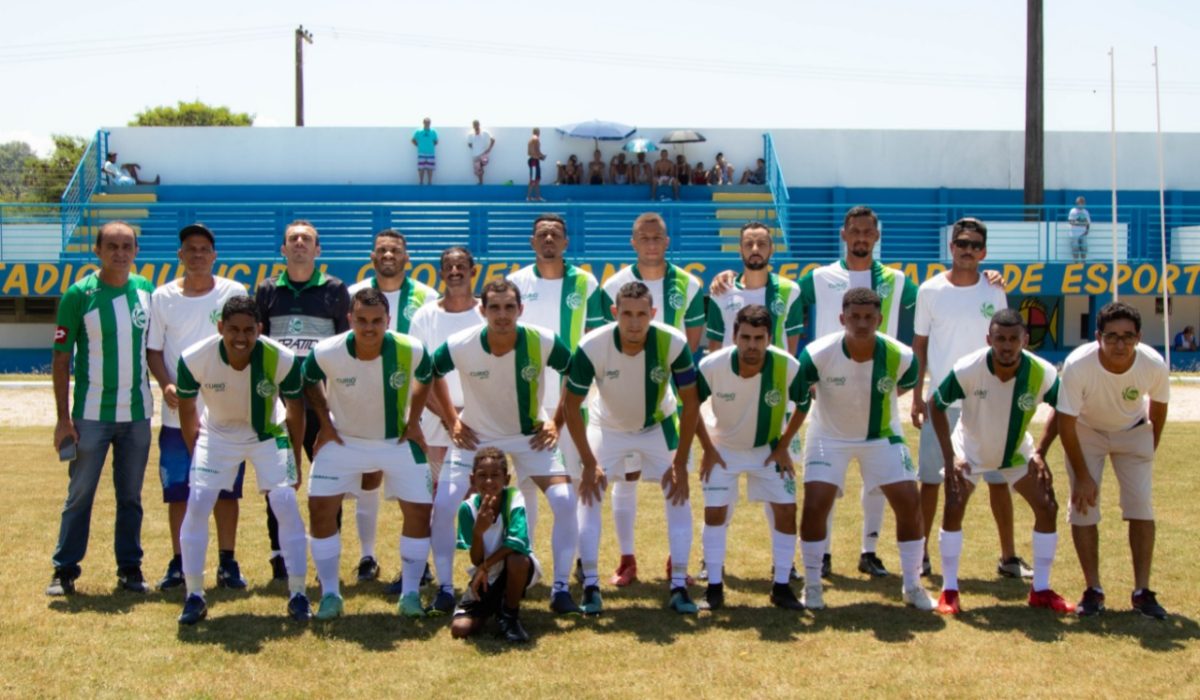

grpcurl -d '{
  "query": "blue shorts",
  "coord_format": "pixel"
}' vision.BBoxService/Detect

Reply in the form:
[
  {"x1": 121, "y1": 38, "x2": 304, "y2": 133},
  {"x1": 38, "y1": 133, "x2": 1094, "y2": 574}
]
[{"x1": 159, "y1": 426, "x2": 244, "y2": 503}]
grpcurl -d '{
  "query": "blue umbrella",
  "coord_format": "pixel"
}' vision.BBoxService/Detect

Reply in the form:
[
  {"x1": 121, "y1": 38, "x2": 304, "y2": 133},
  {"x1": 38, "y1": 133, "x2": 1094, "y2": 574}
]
[
  {"x1": 623, "y1": 138, "x2": 659, "y2": 153},
  {"x1": 556, "y1": 119, "x2": 637, "y2": 145}
]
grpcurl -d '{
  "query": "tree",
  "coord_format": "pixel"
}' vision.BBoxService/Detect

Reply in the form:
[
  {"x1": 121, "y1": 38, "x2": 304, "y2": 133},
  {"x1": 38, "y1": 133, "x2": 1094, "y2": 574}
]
[
  {"x1": 131, "y1": 100, "x2": 254, "y2": 127},
  {"x1": 22, "y1": 135, "x2": 87, "y2": 203},
  {"x1": 0, "y1": 141, "x2": 35, "y2": 202}
]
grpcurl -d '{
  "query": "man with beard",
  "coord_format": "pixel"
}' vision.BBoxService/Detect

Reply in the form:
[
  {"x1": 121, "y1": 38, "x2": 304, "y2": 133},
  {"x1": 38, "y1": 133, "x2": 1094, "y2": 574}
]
[{"x1": 706, "y1": 222, "x2": 802, "y2": 354}]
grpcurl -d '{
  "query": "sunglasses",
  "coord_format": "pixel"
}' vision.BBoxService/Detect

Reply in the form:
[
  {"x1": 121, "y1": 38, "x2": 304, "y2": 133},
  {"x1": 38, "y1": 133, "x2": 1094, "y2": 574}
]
[{"x1": 952, "y1": 239, "x2": 985, "y2": 251}]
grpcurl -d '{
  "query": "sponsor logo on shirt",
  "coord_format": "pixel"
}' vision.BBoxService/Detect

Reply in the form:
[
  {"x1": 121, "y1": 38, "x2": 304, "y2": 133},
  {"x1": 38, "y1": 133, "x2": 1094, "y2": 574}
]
[
  {"x1": 649, "y1": 366, "x2": 669, "y2": 384},
  {"x1": 668, "y1": 291, "x2": 685, "y2": 309},
  {"x1": 389, "y1": 370, "x2": 408, "y2": 390},
  {"x1": 131, "y1": 303, "x2": 149, "y2": 330},
  {"x1": 764, "y1": 389, "x2": 783, "y2": 407},
  {"x1": 722, "y1": 299, "x2": 741, "y2": 312},
  {"x1": 980, "y1": 302, "x2": 996, "y2": 319},
  {"x1": 1122, "y1": 386, "x2": 1140, "y2": 401},
  {"x1": 204, "y1": 382, "x2": 226, "y2": 392},
  {"x1": 826, "y1": 376, "x2": 846, "y2": 386},
  {"x1": 256, "y1": 379, "x2": 277, "y2": 398},
  {"x1": 973, "y1": 389, "x2": 988, "y2": 399},
  {"x1": 604, "y1": 369, "x2": 620, "y2": 380},
  {"x1": 875, "y1": 376, "x2": 896, "y2": 394},
  {"x1": 525, "y1": 292, "x2": 540, "y2": 302},
  {"x1": 566, "y1": 292, "x2": 584, "y2": 310},
  {"x1": 54, "y1": 326, "x2": 68, "y2": 343},
  {"x1": 520, "y1": 364, "x2": 540, "y2": 382},
  {"x1": 827, "y1": 280, "x2": 848, "y2": 291},
  {"x1": 1017, "y1": 392, "x2": 1037, "y2": 411},
  {"x1": 278, "y1": 337, "x2": 319, "y2": 353},
  {"x1": 715, "y1": 391, "x2": 737, "y2": 402},
  {"x1": 336, "y1": 377, "x2": 358, "y2": 387},
  {"x1": 469, "y1": 370, "x2": 490, "y2": 380}
]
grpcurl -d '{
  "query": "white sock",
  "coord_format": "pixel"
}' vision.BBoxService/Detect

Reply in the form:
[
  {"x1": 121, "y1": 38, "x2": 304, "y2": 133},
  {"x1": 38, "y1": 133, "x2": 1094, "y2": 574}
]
[
  {"x1": 821, "y1": 506, "x2": 834, "y2": 557},
  {"x1": 861, "y1": 487, "x2": 885, "y2": 554},
  {"x1": 897, "y1": 538, "x2": 925, "y2": 589},
  {"x1": 702, "y1": 522, "x2": 727, "y2": 585},
  {"x1": 772, "y1": 529, "x2": 796, "y2": 585},
  {"x1": 400, "y1": 535, "x2": 431, "y2": 595},
  {"x1": 939, "y1": 529, "x2": 963, "y2": 591},
  {"x1": 763, "y1": 501, "x2": 775, "y2": 529},
  {"x1": 1031, "y1": 530, "x2": 1057, "y2": 592},
  {"x1": 355, "y1": 488, "x2": 380, "y2": 560},
  {"x1": 545, "y1": 482, "x2": 578, "y2": 592},
  {"x1": 267, "y1": 487, "x2": 309, "y2": 596},
  {"x1": 180, "y1": 486, "x2": 220, "y2": 596},
  {"x1": 520, "y1": 479, "x2": 540, "y2": 543},
  {"x1": 664, "y1": 492, "x2": 692, "y2": 588},
  {"x1": 612, "y1": 479, "x2": 638, "y2": 556},
  {"x1": 801, "y1": 539, "x2": 824, "y2": 585},
  {"x1": 431, "y1": 468, "x2": 469, "y2": 593},
  {"x1": 310, "y1": 533, "x2": 341, "y2": 597},
  {"x1": 577, "y1": 495, "x2": 603, "y2": 588}
]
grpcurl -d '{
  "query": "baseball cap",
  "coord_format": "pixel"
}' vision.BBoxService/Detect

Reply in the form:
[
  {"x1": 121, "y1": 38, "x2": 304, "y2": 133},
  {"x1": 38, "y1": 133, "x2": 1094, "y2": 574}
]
[{"x1": 179, "y1": 223, "x2": 215, "y2": 245}]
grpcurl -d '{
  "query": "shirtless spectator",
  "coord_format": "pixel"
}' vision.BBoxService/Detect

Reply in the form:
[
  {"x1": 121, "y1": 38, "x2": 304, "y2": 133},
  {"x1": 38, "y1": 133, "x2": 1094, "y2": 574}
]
[
  {"x1": 710, "y1": 152, "x2": 734, "y2": 185},
  {"x1": 632, "y1": 152, "x2": 652, "y2": 185},
  {"x1": 692, "y1": 161, "x2": 710, "y2": 187},
  {"x1": 526, "y1": 127, "x2": 547, "y2": 201},
  {"x1": 610, "y1": 153, "x2": 632, "y2": 185},
  {"x1": 675, "y1": 154, "x2": 691, "y2": 185},
  {"x1": 556, "y1": 155, "x2": 582, "y2": 185},
  {"x1": 103, "y1": 152, "x2": 159, "y2": 186},
  {"x1": 588, "y1": 150, "x2": 607, "y2": 185},
  {"x1": 468, "y1": 120, "x2": 495, "y2": 185},
  {"x1": 740, "y1": 158, "x2": 767, "y2": 185},
  {"x1": 650, "y1": 150, "x2": 680, "y2": 200}
]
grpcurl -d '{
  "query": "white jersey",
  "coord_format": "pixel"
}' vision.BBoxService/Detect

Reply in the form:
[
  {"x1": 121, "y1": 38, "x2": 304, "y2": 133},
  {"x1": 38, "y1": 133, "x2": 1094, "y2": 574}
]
[
  {"x1": 1068, "y1": 207, "x2": 1091, "y2": 237},
  {"x1": 705, "y1": 273, "x2": 803, "y2": 349},
  {"x1": 147, "y1": 276, "x2": 247, "y2": 428},
  {"x1": 432, "y1": 323, "x2": 571, "y2": 440},
  {"x1": 933, "y1": 348, "x2": 1059, "y2": 470},
  {"x1": 698, "y1": 345, "x2": 804, "y2": 452},
  {"x1": 566, "y1": 321, "x2": 697, "y2": 435},
  {"x1": 407, "y1": 301, "x2": 484, "y2": 408},
  {"x1": 176, "y1": 335, "x2": 303, "y2": 442},
  {"x1": 1056, "y1": 342, "x2": 1169, "y2": 432},
  {"x1": 798, "y1": 260, "x2": 918, "y2": 339},
  {"x1": 600, "y1": 263, "x2": 705, "y2": 333},
  {"x1": 347, "y1": 276, "x2": 438, "y2": 334},
  {"x1": 913, "y1": 273, "x2": 1008, "y2": 399},
  {"x1": 302, "y1": 330, "x2": 433, "y2": 440},
  {"x1": 797, "y1": 331, "x2": 918, "y2": 442}
]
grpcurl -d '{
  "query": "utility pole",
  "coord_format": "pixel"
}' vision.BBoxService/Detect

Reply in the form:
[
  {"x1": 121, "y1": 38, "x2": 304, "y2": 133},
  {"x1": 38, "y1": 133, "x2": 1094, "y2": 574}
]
[
  {"x1": 1023, "y1": 0, "x2": 1044, "y2": 216},
  {"x1": 295, "y1": 25, "x2": 313, "y2": 126}
]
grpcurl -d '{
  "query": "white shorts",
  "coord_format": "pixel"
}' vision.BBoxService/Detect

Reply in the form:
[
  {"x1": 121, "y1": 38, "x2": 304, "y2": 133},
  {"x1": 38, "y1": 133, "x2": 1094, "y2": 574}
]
[
  {"x1": 446, "y1": 433, "x2": 564, "y2": 484},
  {"x1": 702, "y1": 444, "x2": 796, "y2": 507},
  {"x1": 950, "y1": 463, "x2": 1028, "y2": 489},
  {"x1": 588, "y1": 419, "x2": 679, "y2": 482},
  {"x1": 191, "y1": 430, "x2": 296, "y2": 493},
  {"x1": 421, "y1": 411, "x2": 453, "y2": 448},
  {"x1": 557, "y1": 426, "x2": 584, "y2": 480},
  {"x1": 918, "y1": 405, "x2": 1007, "y2": 486},
  {"x1": 1066, "y1": 419, "x2": 1155, "y2": 526},
  {"x1": 308, "y1": 435, "x2": 433, "y2": 503},
  {"x1": 802, "y1": 432, "x2": 916, "y2": 496}
]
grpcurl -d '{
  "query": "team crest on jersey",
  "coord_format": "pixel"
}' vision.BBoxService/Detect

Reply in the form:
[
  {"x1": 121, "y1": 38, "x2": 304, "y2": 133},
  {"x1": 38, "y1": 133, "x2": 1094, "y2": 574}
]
[
  {"x1": 131, "y1": 303, "x2": 149, "y2": 330},
  {"x1": 389, "y1": 370, "x2": 409, "y2": 389},
  {"x1": 764, "y1": 389, "x2": 783, "y2": 407},
  {"x1": 566, "y1": 292, "x2": 584, "y2": 310},
  {"x1": 649, "y1": 366, "x2": 668, "y2": 384},
  {"x1": 1122, "y1": 386, "x2": 1140, "y2": 401},
  {"x1": 770, "y1": 299, "x2": 786, "y2": 315},
  {"x1": 876, "y1": 278, "x2": 894, "y2": 299},
  {"x1": 980, "y1": 302, "x2": 997, "y2": 319},
  {"x1": 1017, "y1": 392, "x2": 1037, "y2": 411},
  {"x1": 668, "y1": 291, "x2": 685, "y2": 309},
  {"x1": 876, "y1": 376, "x2": 896, "y2": 394},
  {"x1": 403, "y1": 304, "x2": 419, "y2": 320},
  {"x1": 520, "y1": 364, "x2": 540, "y2": 382},
  {"x1": 287, "y1": 317, "x2": 304, "y2": 334},
  {"x1": 256, "y1": 379, "x2": 277, "y2": 398}
]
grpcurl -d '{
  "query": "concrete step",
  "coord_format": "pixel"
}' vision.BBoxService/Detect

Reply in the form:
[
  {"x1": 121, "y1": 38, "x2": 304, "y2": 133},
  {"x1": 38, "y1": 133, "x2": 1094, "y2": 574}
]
[{"x1": 89, "y1": 193, "x2": 158, "y2": 204}]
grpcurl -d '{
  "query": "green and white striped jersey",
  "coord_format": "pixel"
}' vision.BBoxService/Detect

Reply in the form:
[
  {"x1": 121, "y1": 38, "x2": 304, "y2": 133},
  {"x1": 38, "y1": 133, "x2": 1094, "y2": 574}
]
[
  {"x1": 797, "y1": 331, "x2": 919, "y2": 443},
  {"x1": 53, "y1": 273, "x2": 155, "y2": 422},
  {"x1": 176, "y1": 335, "x2": 303, "y2": 442},
  {"x1": 798, "y1": 260, "x2": 918, "y2": 339},
  {"x1": 302, "y1": 330, "x2": 433, "y2": 441},
  {"x1": 347, "y1": 276, "x2": 438, "y2": 334},
  {"x1": 456, "y1": 487, "x2": 532, "y2": 556},
  {"x1": 706, "y1": 273, "x2": 803, "y2": 348},
  {"x1": 934, "y1": 348, "x2": 1059, "y2": 470},
  {"x1": 600, "y1": 263, "x2": 705, "y2": 332},
  {"x1": 697, "y1": 345, "x2": 804, "y2": 451}
]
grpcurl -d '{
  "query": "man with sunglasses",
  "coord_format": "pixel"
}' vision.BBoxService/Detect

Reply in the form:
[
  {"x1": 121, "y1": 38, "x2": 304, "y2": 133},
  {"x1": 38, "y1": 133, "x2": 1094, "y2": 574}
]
[
  {"x1": 911, "y1": 218, "x2": 1023, "y2": 580},
  {"x1": 1054, "y1": 302, "x2": 1170, "y2": 619}
]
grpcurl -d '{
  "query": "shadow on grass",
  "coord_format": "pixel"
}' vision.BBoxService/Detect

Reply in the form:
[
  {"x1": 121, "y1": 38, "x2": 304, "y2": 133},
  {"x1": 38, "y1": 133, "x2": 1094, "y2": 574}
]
[
  {"x1": 47, "y1": 589, "x2": 158, "y2": 615},
  {"x1": 175, "y1": 612, "x2": 310, "y2": 652},
  {"x1": 953, "y1": 603, "x2": 1200, "y2": 650}
]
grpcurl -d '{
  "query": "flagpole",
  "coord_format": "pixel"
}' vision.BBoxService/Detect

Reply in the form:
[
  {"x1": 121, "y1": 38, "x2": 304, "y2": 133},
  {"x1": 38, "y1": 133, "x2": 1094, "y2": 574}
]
[
  {"x1": 1109, "y1": 47, "x2": 1120, "y2": 300},
  {"x1": 1154, "y1": 46, "x2": 1170, "y2": 368}
]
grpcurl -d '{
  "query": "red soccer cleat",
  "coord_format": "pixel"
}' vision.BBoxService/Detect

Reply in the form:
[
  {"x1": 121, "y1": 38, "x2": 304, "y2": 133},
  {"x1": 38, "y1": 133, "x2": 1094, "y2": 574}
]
[
  {"x1": 610, "y1": 555, "x2": 639, "y2": 587},
  {"x1": 1028, "y1": 588, "x2": 1076, "y2": 614},
  {"x1": 936, "y1": 589, "x2": 962, "y2": 615}
]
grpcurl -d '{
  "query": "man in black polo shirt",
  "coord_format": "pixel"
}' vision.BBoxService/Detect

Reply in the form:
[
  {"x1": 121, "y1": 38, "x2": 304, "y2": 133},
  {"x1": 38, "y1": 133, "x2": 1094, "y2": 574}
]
[{"x1": 255, "y1": 220, "x2": 351, "y2": 579}]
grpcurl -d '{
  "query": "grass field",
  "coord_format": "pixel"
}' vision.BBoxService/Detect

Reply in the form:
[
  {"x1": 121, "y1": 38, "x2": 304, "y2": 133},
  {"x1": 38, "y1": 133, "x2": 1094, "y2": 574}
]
[{"x1": 4, "y1": 422, "x2": 1199, "y2": 699}]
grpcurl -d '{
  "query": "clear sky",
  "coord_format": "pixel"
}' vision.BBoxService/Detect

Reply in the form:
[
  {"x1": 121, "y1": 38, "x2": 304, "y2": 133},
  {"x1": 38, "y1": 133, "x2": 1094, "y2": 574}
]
[{"x1": 3, "y1": 0, "x2": 1197, "y2": 155}]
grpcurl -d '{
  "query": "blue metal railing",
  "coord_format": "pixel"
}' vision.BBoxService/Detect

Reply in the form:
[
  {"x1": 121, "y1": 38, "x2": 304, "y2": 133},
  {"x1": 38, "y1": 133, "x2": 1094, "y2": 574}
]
[
  {"x1": 762, "y1": 132, "x2": 791, "y2": 240},
  {"x1": 59, "y1": 130, "x2": 106, "y2": 248}
]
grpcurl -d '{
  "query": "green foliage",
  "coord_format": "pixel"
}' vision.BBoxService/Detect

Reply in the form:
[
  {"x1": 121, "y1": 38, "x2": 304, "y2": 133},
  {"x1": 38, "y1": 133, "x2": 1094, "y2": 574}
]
[
  {"x1": 20, "y1": 135, "x2": 87, "y2": 203},
  {"x1": 130, "y1": 100, "x2": 254, "y2": 127},
  {"x1": 0, "y1": 141, "x2": 35, "y2": 202}
]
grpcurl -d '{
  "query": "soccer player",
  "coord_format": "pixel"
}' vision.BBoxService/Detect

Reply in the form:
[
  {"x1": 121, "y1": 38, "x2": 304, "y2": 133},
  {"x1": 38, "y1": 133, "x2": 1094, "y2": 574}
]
[
  {"x1": 1056, "y1": 302, "x2": 1170, "y2": 619},
  {"x1": 564, "y1": 281, "x2": 702, "y2": 615},
  {"x1": 147, "y1": 223, "x2": 249, "y2": 591},
  {"x1": 302, "y1": 287, "x2": 435, "y2": 619},
  {"x1": 48, "y1": 221, "x2": 154, "y2": 596},
  {"x1": 910, "y1": 218, "x2": 1026, "y2": 579},
  {"x1": 928, "y1": 309, "x2": 1074, "y2": 614},
  {"x1": 175, "y1": 296, "x2": 310, "y2": 624},
  {"x1": 795, "y1": 288, "x2": 935, "y2": 611},
  {"x1": 695, "y1": 305, "x2": 805, "y2": 611},
  {"x1": 706, "y1": 222, "x2": 803, "y2": 354},
  {"x1": 255, "y1": 220, "x2": 351, "y2": 580},
  {"x1": 599, "y1": 212, "x2": 705, "y2": 586},
  {"x1": 450, "y1": 447, "x2": 540, "y2": 644},
  {"x1": 429, "y1": 279, "x2": 580, "y2": 616},
  {"x1": 347, "y1": 228, "x2": 438, "y2": 587}
]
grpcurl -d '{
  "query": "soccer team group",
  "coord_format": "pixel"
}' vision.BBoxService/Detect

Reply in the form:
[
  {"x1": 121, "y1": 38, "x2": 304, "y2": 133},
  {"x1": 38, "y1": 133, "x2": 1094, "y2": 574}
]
[{"x1": 48, "y1": 206, "x2": 1172, "y2": 643}]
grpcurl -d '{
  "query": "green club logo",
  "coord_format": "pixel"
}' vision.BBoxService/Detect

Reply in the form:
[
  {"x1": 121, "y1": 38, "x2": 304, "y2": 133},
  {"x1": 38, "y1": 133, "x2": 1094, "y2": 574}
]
[
  {"x1": 287, "y1": 317, "x2": 304, "y2": 334},
  {"x1": 770, "y1": 299, "x2": 786, "y2": 315},
  {"x1": 389, "y1": 370, "x2": 408, "y2": 390},
  {"x1": 566, "y1": 292, "x2": 584, "y2": 310},
  {"x1": 131, "y1": 303, "x2": 149, "y2": 330},
  {"x1": 668, "y1": 291, "x2": 685, "y2": 309},
  {"x1": 650, "y1": 366, "x2": 669, "y2": 384},
  {"x1": 783, "y1": 476, "x2": 796, "y2": 496},
  {"x1": 764, "y1": 389, "x2": 783, "y2": 407},
  {"x1": 876, "y1": 376, "x2": 896, "y2": 394},
  {"x1": 876, "y1": 279, "x2": 894, "y2": 299},
  {"x1": 980, "y1": 302, "x2": 996, "y2": 319},
  {"x1": 255, "y1": 379, "x2": 277, "y2": 398},
  {"x1": 520, "y1": 364, "x2": 540, "y2": 382},
  {"x1": 404, "y1": 304, "x2": 418, "y2": 320},
  {"x1": 425, "y1": 469, "x2": 433, "y2": 495},
  {"x1": 1017, "y1": 392, "x2": 1037, "y2": 412},
  {"x1": 901, "y1": 447, "x2": 915, "y2": 473},
  {"x1": 1122, "y1": 386, "x2": 1140, "y2": 401},
  {"x1": 209, "y1": 308, "x2": 221, "y2": 325}
]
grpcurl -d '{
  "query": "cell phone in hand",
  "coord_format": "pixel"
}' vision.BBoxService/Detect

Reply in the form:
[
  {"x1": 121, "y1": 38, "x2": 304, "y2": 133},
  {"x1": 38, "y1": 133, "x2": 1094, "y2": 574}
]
[{"x1": 58, "y1": 436, "x2": 77, "y2": 462}]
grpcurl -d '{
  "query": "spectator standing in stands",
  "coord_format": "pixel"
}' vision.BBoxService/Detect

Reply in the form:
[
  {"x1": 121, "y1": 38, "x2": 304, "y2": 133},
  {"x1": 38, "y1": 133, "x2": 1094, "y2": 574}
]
[
  {"x1": 740, "y1": 158, "x2": 767, "y2": 185},
  {"x1": 412, "y1": 117, "x2": 438, "y2": 185},
  {"x1": 1068, "y1": 196, "x2": 1091, "y2": 261},
  {"x1": 1174, "y1": 326, "x2": 1196, "y2": 351},
  {"x1": 526, "y1": 128, "x2": 547, "y2": 202},
  {"x1": 468, "y1": 120, "x2": 495, "y2": 185},
  {"x1": 588, "y1": 150, "x2": 607, "y2": 185},
  {"x1": 651, "y1": 150, "x2": 680, "y2": 200}
]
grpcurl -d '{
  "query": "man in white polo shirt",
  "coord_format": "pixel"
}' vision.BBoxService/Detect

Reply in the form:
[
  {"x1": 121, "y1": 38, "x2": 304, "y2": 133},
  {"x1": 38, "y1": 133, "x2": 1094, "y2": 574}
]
[
  {"x1": 302, "y1": 287, "x2": 436, "y2": 620},
  {"x1": 174, "y1": 296, "x2": 310, "y2": 624},
  {"x1": 1056, "y1": 302, "x2": 1170, "y2": 619}
]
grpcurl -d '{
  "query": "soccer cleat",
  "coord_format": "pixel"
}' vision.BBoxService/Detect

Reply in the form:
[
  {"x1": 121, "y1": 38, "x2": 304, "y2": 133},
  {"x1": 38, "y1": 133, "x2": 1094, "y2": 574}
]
[
  {"x1": 936, "y1": 589, "x2": 961, "y2": 615},
  {"x1": 497, "y1": 608, "x2": 530, "y2": 643},
  {"x1": 770, "y1": 582, "x2": 805, "y2": 611},
  {"x1": 386, "y1": 571, "x2": 404, "y2": 595},
  {"x1": 703, "y1": 582, "x2": 725, "y2": 611},
  {"x1": 858, "y1": 552, "x2": 889, "y2": 578},
  {"x1": 821, "y1": 553, "x2": 832, "y2": 579},
  {"x1": 356, "y1": 556, "x2": 380, "y2": 582},
  {"x1": 1028, "y1": 588, "x2": 1076, "y2": 614},
  {"x1": 315, "y1": 592, "x2": 344, "y2": 620},
  {"x1": 550, "y1": 590, "x2": 583, "y2": 616},
  {"x1": 581, "y1": 585, "x2": 603, "y2": 616},
  {"x1": 665, "y1": 556, "x2": 696, "y2": 587},
  {"x1": 921, "y1": 556, "x2": 933, "y2": 578},
  {"x1": 427, "y1": 588, "x2": 456, "y2": 617},
  {"x1": 668, "y1": 586, "x2": 699, "y2": 615},
  {"x1": 803, "y1": 582, "x2": 825, "y2": 610},
  {"x1": 997, "y1": 556, "x2": 1034, "y2": 579},
  {"x1": 398, "y1": 591, "x2": 426, "y2": 618},
  {"x1": 1076, "y1": 587, "x2": 1106, "y2": 617},
  {"x1": 46, "y1": 570, "x2": 77, "y2": 597},
  {"x1": 178, "y1": 594, "x2": 208, "y2": 625},
  {"x1": 216, "y1": 559, "x2": 248, "y2": 589},
  {"x1": 610, "y1": 555, "x2": 638, "y2": 587},
  {"x1": 903, "y1": 584, "x2": 937, "y2": 611},
  {"x1": 269, "y1": 554, "x2": 288, "y2": 580},
  {"x1": 157, "y1": 556, "x2": 185, "y2": 591},
  {"x1": 117, "y1": 566, "x2": 149, "y2": 593},
  {"x1": 1131, "y1": 589, "x2": 1168, "y2": 620},
  {"x1": 287, "y1": 592, "x2": 312, "y2": 622}
]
